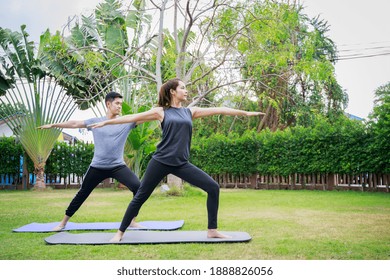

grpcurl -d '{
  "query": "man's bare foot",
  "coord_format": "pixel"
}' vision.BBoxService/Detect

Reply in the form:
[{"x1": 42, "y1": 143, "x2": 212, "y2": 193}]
[
  {"x1": 52, "y1": 224, "x2": 66, "y2": 231},
  {"x1": 109, "y1": 231, "x2": 124, "y2": 243},
  {"x1": 207, "y1": 229, "x2": 231, "y2": 239}
]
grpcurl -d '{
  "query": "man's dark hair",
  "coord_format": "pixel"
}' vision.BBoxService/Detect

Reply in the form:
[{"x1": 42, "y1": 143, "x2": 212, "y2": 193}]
[{"x1": 105, "y1": 91, "x2": 123, "y2": 104}]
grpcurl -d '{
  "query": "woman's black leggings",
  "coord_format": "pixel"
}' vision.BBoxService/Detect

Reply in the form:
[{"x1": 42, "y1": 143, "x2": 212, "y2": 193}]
[
  {"x1": 119, "y1": 158, "x2": 220, "y2": 232},
  {"x1": 65, "y1": 165, "x2": 140, "y2": 217}
]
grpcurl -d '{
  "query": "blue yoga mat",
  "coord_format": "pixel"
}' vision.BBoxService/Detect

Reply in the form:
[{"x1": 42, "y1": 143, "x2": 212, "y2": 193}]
[
  {"x1": 13, "y1": 220, "x2": 184, "y2": 232},
  {"x1": 45, "y1": 231, "x2": 252, "y2": 245}
]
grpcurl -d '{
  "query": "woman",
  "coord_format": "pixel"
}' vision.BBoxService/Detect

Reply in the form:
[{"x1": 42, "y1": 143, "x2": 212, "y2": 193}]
[{"x1": 90, "y1": 78, "x2": 264, "y2": 242}]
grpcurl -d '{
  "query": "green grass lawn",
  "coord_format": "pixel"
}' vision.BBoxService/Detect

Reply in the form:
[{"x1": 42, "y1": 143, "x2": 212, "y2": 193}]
[{"x1": 0, "y1": 187, "x2": 389, "y2": 260}]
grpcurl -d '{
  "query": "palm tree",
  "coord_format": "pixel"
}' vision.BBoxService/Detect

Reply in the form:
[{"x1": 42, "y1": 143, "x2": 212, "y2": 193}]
[
  {"x1": 0, "y1": 25, "x2": 77, "y2": 189},
  {"x1": 40, "y1": 0, "x2": 159, "y2": 178}
]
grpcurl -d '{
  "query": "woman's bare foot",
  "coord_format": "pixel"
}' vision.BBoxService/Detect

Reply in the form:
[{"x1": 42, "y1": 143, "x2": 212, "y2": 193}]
[
  {"x1": 129, "y1": 220, "x2": 145, "y2": 229},
  {"x1": 207, "y1": 229, "x2": 231, "y2": 239},
  {"x1": 52, "y1": 215, "x2": 70, "y2": 231},
  {"x1": 52, "y1": 224, "x2": 66, "y2": 231},
  {"x1": 109, "y1": 230, "x2": 124, "y2": 243}
]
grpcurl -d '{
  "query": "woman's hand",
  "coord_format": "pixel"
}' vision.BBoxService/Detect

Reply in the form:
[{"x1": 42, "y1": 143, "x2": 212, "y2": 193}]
[
  {"x1": 246, "y1": 111, "x2": 266, "y2": 117},
  {"x1": 88, "y1": 121, "x2": 106, "y2": 129}
]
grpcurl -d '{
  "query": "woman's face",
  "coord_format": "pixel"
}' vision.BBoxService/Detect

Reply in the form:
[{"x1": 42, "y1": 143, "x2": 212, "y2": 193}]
[{"x1": 172, "y1": 81, "x2": 188, "y2": 102}]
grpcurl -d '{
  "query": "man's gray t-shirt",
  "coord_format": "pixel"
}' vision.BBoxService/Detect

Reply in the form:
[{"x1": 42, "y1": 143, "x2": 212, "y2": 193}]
[{"x1": 84, "y1": 117, "x2": 136, "y2": 169}]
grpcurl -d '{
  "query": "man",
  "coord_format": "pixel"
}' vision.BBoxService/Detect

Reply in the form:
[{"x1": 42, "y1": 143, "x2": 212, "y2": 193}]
[{"x1": 39, "y1": 92, "x2": 141, "y2": 230}]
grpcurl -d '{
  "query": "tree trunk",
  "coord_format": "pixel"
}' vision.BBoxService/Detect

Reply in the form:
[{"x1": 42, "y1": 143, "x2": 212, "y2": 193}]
[
  {"x1": 167, "y1": 174, "x2": 182, "y2": 188},
  {"x1": 22, "y1": 152, "x2": 29, "y2": 190},
  {"x1": 33, "y1": 164, "x2": 46, "y2": 190},
  {"x1": 102, "y1": 178, "x2": 111, "y2": 188},
  {"x1": 257, "y1": 104, "x2": 279, "y2": 132}
]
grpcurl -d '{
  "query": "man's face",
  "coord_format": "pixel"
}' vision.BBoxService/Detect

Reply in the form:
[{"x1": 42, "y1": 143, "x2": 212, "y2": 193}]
[{"x1": 107, "y1": 97, "x2": 123, "y2": 116}]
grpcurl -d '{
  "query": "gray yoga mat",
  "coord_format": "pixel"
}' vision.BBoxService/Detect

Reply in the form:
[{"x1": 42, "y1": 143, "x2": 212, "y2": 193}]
[
  {"x1": 13, "y1": 220, "x2": 184, "y2": 232},
  {"x1": 45, "y1": 231, "x2": 252, "y2": 245}
]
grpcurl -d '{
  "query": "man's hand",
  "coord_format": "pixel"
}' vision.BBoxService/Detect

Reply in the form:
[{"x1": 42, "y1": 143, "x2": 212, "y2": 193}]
[{"x1": 37, "y1": 124, "x2": 53, "y2": 129}]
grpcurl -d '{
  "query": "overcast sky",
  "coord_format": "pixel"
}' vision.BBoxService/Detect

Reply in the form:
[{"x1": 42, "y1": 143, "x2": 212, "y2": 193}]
[
  {"x1": 303, "y1": 0, "x2": 390, "y2": 120},
  {"x1": 1, "y1": 0, "x2": 389, "y2": 124}
]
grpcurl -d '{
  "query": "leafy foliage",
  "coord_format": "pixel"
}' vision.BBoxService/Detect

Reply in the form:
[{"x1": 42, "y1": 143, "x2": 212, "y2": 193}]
[
  {"x1": 367, "y1": 82, "x2": 390, "y2": 173},
  {"x1": 39, "y1": 28, "x2": 113, "y2": 110},
  {"x1": 230, "y1": 0, "x2": 348, "y2": 130},
  {"x1": 0, "y1": 137, "x2": 23, "y2": 175},
  {"x1": 45, "y1": 141, "x2": 94, "y2": 179},
  {"x1": 121, "y1": 102, "x2": 159, "y2": 177}
]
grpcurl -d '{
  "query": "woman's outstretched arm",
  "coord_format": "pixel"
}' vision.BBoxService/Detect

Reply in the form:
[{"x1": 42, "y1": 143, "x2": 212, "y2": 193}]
[
  {"x1": 190, "y1": 107, "x2": 265, "y2": 119},
  {"x1": 88, "y1": 107, "x2": 164, "y2": 128}
]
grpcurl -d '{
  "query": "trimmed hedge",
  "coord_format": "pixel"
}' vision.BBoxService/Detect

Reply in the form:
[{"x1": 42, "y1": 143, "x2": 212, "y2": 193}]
[
  {"x1": 0, "y1": 139, "x2": 93, "y2": 179},
  {"x1": 45, "y1": 141, "x2": 94, "y2": 177},
  {"x1": 0, "y1": 137, "x2": 23, "y2": 175},
  {"x1": 191, "y1": 118, "x2": 383, "y2": 175}
]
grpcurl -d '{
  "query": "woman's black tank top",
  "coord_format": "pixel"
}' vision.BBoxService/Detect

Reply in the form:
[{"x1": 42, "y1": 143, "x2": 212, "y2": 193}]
[{"x1": 152, "y1": 107, "x2": 193, "y2": 166}]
